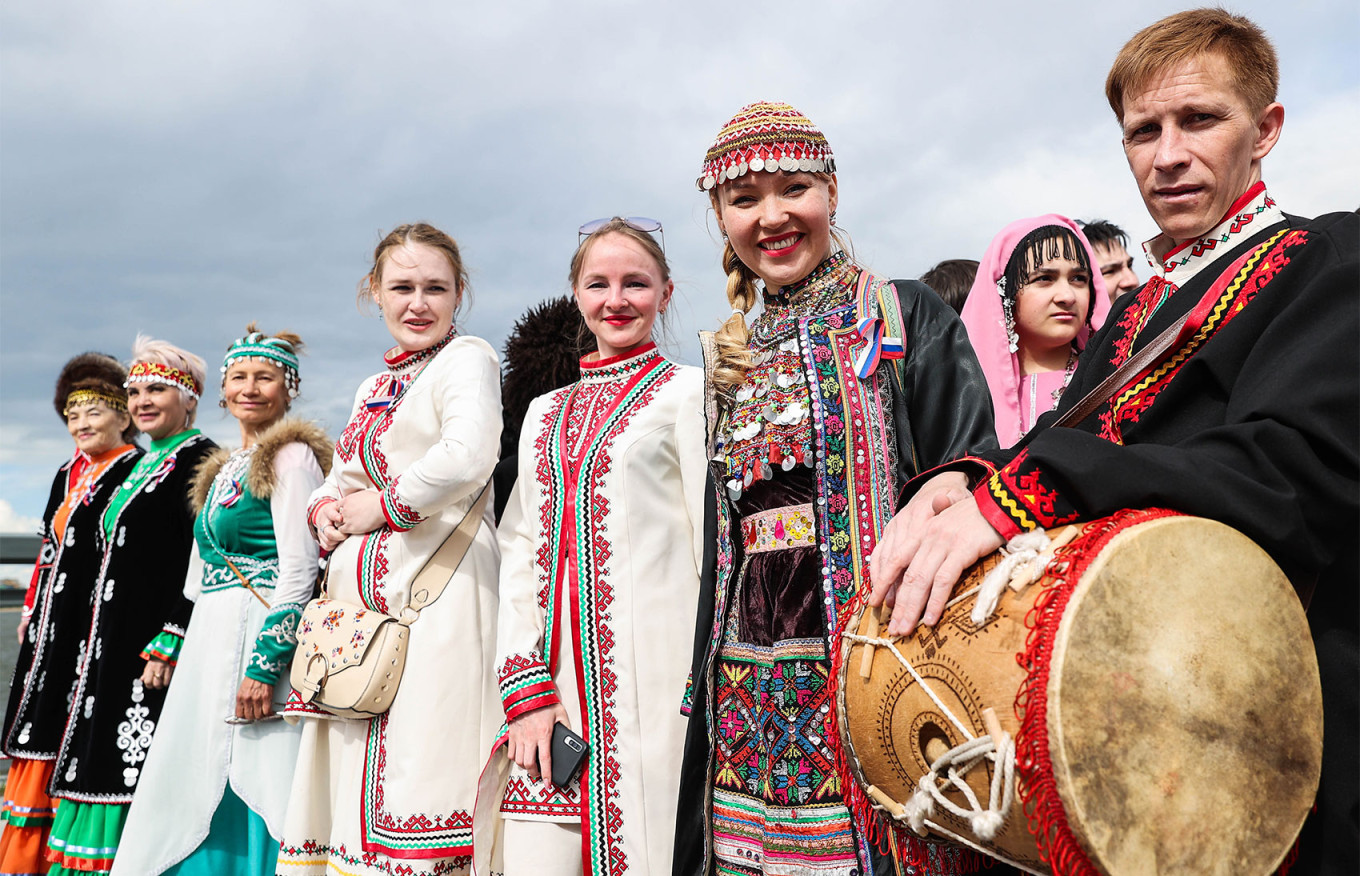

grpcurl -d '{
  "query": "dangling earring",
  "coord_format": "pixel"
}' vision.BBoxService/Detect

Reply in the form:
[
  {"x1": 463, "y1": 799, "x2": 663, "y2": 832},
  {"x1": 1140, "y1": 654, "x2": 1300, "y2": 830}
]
[
  {"x1": 829, "y1": 210, "x2": 837, "y2": 226},
  {"x1": 997, "y1": 277, "x2": 1019, "y2": 353},
  {"x1": 218, "y1": 398, "x2": 227, "y2": 409}
]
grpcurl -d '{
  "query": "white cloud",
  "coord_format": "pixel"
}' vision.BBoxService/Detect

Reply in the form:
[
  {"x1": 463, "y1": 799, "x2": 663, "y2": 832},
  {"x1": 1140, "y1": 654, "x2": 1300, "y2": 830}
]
[
  {"x1": 0, "y1": 499, "x2": 42, "y2": 535},
  {"x1": 2, "y1": 0, "x2": 1356, "y2": 524}
]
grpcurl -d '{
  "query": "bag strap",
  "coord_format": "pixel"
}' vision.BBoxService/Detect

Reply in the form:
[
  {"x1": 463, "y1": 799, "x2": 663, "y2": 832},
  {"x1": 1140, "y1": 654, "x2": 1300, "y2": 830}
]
[
  {"x1": 1051, "y1": 309, "x2": 1190, "y2": 429},
  {"x1": 397, "y1": 481, "x2": 492, "y2": 625},
  {"x1": 220, "y1": 553, "x2": 273, "y2": 609}
]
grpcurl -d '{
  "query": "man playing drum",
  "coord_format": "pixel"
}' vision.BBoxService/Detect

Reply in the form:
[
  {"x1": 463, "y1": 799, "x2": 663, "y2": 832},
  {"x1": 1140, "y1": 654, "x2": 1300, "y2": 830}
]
[{"x1": 870, "y1": 9, "x2": 1357, "y2": 875}]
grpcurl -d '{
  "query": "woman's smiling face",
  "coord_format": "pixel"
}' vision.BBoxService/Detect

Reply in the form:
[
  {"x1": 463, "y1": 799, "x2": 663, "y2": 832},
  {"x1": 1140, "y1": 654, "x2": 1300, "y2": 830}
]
[
  {"x1": 573, "y1": 231, "x2": 671, "y2": 360},
  {"x1": 715, "y1": 170, "x2": 838, "y2": 292}
]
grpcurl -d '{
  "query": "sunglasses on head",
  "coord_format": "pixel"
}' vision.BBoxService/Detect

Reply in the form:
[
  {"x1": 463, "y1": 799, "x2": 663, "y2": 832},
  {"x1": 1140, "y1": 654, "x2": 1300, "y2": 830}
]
[{"x1": 578, "y1": 216, "x2": 664, "y2": 252}]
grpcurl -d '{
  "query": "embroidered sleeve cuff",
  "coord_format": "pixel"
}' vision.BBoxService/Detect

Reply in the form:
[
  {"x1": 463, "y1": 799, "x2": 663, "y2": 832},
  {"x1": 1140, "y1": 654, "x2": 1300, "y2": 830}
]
[
  {"x1": 245, "y1": 603, "x2": 303, "y2": 685},
  {"x1": 307, "y1": 496, "x2": 337, "y2": 529},
  {"x1": 974, "y1": 448, "x2": 1081, "y2": 539},
  {"x1": 497, "y1": 652, "x2": 560, "y2": 721},
  {"x1": 141, "y1": 631, "x2": 183, "y2": 666},
  {"x1": 680, "y1": 671, "x2": 694, "y2": 717},
  {"x1": 380, "y1": 479, "x2": 425, "y2": 532}
]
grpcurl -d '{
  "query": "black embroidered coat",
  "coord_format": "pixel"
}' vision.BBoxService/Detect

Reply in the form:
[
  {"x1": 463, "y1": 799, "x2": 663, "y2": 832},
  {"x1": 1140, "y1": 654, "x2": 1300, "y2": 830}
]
[
  {"x1": 3, "y1": 448, "x2": 141, "y2": 760},
  {"x1": 961, "y1": 209, "x2": 1358, "y2": 876},
  {"x1": 50, "y1": 432, "x2": 216, "y2": 803}
]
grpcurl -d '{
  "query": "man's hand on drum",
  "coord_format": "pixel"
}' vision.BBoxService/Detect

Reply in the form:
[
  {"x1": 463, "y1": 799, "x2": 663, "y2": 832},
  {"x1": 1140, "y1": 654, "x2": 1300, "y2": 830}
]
[{"x1": 870, "y1": 471, "x2": 1004, "y2": 636}]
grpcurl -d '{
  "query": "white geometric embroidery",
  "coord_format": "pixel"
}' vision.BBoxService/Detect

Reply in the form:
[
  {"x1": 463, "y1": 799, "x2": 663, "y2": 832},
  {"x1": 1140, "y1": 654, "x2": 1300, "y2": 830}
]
[
  {"x1": 54, "y1": 572, "x2": 66, "y2": 594},
  {"x1": 104, "y1": 578, "x2": 116, "y2": 601},
  {"x1": 117, "y1": 526, "x2": 126, "y2": 547},
  {"x1": 65, "y1": 527, "x2": 76, "y2": 547},
  {"x1": 94, "y1": 637, "x2": 102, "y2": 661},
  {"x1": 84, "y1": 695, "x2": 95, "y2": 719},
  {"x1": 123, "y1": 766, "x2": 139, "y2": 788},
  {"x1": 116, "y1": 679, "x2": 155, "y2": 769},
  {"x1": 64, "y1": 757, "x2": 78, "y2": 782},
  {"x1": 17, "y1": 723, "x2": 30, "y2": 745}
]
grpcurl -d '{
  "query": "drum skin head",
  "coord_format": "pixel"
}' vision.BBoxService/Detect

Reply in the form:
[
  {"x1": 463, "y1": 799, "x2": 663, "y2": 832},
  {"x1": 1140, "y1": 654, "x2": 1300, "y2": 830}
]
[{"x1": 1049, "y1": 516, "x2": 1321, "y2": 874}]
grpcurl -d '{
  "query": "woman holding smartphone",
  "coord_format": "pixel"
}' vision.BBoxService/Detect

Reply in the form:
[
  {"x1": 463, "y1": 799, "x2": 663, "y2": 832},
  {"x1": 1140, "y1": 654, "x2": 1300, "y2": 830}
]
[{"x1": 491, "y1": 217, "x2": 706, "y2": 876}]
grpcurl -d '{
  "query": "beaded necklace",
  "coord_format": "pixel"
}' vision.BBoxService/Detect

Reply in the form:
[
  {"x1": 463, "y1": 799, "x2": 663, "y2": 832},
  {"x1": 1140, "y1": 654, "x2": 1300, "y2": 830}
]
[
  {"x1": 720, "y1": 252, "x2": 859, "y2": 500},
  {"x1": 748, "y1": 251, "x2": 857, "y2": 347}
]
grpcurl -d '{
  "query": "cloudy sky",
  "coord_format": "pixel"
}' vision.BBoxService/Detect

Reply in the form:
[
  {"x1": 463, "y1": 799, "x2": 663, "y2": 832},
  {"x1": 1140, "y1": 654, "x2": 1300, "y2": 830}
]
[{"x1": 1, "y1": 0, "x2": 1356, "y2": 530}]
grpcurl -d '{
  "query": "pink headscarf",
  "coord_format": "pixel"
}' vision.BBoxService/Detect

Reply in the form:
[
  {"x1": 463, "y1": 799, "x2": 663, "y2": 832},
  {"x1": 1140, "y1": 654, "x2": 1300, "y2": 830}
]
[{"x1": 960, "y1": 214, "x2": 1112, "y2": 446}]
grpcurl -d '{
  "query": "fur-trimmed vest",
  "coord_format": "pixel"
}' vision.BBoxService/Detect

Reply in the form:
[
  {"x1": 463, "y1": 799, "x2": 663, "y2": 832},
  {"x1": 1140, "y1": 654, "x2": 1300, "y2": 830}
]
[{"x1": 191, "y1": 418, "x2": 333, "y2": 514}]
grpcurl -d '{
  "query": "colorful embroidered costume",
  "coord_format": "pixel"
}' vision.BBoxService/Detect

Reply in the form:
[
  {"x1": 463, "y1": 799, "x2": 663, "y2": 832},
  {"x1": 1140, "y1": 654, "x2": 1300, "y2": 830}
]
[
  {"x1": 2, "y1": 439, "x2": 139, "y2": 872},
  {"x1": 45, "y1": 425, "x2": 217, "y2": 874},
  {"x1": 112, "y1": 419, "x2": 331, "y2": 875},
  {"x1": 277, "y1": 330, "x2": 503, "y2": 876},
  {"x1": 950, "y1": 184, "x2": 1357, "y2": 874},
  {"x1": 489, "y1": 343, "x2": 706, "y2": 875},
  {"x1": 676, "y1": 253, "x2": 996, "y2": 876}
]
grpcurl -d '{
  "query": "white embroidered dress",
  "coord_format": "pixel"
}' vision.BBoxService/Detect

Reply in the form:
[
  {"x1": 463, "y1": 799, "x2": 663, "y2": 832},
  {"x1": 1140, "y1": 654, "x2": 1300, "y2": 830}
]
[
  {"x1": 278, "y1": 333, "x2": 503, "y2": 876},
  {"x1": 489, "y1": 344, "x2": 706, "y2": 876}
]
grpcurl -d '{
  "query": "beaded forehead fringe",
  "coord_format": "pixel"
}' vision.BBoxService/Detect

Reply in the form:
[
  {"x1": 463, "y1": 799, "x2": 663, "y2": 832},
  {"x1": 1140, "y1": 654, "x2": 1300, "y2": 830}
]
[
  {"x1": 126, "y1": 360, "x2": 202, "y2": 398},
  {"x1": 697, "y1": 100, "x2": 836, "y2": 191},
  {"x1": 63, "y1": 388, "x2": 128, "y2": 415},
  {"x1": 222, "y1": 331, "x2": 301, "y2": 398}
]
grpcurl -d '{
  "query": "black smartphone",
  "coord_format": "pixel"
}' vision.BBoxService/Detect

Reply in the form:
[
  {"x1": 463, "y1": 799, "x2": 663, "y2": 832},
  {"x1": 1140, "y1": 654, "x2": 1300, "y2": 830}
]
[{"x1": 549, "y1": 721, "x2": 588, "y2": 788}]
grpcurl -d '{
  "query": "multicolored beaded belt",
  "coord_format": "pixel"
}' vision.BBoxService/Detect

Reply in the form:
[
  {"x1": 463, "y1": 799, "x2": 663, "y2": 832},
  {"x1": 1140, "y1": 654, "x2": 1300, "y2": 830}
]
[{"x1": 742, "y1": 503, "x2": 816, "y2": 553}]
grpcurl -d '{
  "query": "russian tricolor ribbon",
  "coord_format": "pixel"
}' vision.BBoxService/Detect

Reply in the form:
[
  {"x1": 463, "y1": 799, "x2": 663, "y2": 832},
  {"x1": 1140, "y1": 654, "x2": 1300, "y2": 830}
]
[
  {"x1": 364, "y1": 377, "x2": 406, "y2": 412},
  {"x1": 852, "y1": 316, "x2": 904, "y2": 379},
  {"x1": 148, "y1": 455, "x2": 177, "y2": 485},
  {"x1": 218, "y1": 478, "x2": 244, "y2": 507}
]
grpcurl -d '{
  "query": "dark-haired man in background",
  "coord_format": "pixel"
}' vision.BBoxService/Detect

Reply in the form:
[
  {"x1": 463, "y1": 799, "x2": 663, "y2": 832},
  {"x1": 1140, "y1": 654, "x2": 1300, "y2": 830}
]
[{"x1": 1079, "y1": 218, "x2": 1141, "y2": 302}]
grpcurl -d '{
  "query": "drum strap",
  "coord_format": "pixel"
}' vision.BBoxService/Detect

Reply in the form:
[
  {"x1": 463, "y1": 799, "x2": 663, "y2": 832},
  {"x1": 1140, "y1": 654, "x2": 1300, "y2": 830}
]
[{"x1": 1051, "y1": 309, "x2": 1189, "y2": 429}]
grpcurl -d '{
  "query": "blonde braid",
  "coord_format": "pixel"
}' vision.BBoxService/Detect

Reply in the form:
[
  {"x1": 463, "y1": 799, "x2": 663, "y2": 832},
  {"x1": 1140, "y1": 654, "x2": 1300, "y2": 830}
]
[{"x1": 711, "y1": 239, "x2": 760, "y2": 399}]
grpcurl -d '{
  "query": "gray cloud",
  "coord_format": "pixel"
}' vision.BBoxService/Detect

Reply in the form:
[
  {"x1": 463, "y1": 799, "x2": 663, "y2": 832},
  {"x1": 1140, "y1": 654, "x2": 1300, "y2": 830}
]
[{"x1": 3, "y1": 0, "x2": 1357, "y2": 523}]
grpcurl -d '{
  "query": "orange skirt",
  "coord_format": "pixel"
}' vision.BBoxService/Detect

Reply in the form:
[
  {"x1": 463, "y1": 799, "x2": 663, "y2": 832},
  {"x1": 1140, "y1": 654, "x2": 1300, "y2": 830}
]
[{"x1": 0, "y1": 758, "x2": 56, "y2": 874}]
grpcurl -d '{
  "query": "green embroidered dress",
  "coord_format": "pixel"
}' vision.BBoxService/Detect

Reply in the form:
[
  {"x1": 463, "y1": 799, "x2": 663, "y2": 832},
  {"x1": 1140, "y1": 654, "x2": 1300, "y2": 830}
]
[{"x1": 111, "y1": 420, "x2": 330, "y2": 875}]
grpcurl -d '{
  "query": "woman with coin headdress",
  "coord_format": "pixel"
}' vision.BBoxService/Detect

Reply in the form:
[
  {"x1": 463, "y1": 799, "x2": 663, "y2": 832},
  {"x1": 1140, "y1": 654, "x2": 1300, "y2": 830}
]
[
  {"x1": 45, "y1": 336, "x2": 217, "y2": 876},
  {"x1": 1, "y1": 354, "x2": 140, "y2": 875},
  {"x1": 489, "y1": 217, "x2": 705, "y2": 876},
  {"x1": 675, "y1": 101, "x2": 995, "y2": 876},
  {"x1": 112, "y1": 325, "x2": 330, "y2": 876}
]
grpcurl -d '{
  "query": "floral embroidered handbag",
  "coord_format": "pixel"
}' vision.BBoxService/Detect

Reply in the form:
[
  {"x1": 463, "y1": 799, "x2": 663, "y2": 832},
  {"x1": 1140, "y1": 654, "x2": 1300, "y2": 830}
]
[{"x1": 290, "y1": 484, "x2": 490, "y2": 719}]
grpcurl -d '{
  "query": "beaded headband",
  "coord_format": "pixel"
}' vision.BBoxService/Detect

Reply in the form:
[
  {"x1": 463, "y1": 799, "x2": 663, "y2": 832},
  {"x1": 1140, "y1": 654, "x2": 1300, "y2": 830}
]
[
  {"x1": 126, "y1": 361, "x2": 202, "y2": 398},
  {"x1": 221, "y1": 331, "x2": 301, "y2": 398},
  {"x1": 63, "y1": 388, "x2": 128, "y2": 416},
  {"x1": 697, "y1": 101, "x2": 836, "y2": 192}
]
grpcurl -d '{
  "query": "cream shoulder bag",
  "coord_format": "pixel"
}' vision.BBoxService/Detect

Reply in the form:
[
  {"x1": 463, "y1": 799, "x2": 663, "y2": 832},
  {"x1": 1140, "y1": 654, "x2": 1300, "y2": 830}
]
[{"x1": 290, "y1": 484, "x2": 490, "y2": 720}]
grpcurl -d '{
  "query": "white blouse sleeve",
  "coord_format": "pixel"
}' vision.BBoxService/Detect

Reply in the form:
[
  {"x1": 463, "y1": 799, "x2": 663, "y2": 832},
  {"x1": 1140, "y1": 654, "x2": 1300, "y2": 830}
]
[
  {"x1": 307, "y1": 377, "x2": 371, "y2": 526},
  {"x1": 381, "y1": 338, "x2": 503, "y2": 530},
  {"x1": 493, "y1": 395, "x2": 560, "y2": 722},
  {"x1": 270, "y1": 442, "x2": 325, "y2": 610}
]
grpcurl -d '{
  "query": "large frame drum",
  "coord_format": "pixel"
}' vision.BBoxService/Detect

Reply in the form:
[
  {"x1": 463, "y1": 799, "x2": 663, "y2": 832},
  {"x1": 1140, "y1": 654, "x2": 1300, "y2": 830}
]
[{"x1": 837, "y1": 510, "x2": 1321, "y2": 875}]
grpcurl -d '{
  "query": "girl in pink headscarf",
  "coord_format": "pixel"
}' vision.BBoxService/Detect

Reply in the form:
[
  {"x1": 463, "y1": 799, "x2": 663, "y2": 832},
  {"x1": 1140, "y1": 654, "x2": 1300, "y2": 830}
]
[{"x1": 961, "y1": 214, "x2": 1112, "y2": 447}]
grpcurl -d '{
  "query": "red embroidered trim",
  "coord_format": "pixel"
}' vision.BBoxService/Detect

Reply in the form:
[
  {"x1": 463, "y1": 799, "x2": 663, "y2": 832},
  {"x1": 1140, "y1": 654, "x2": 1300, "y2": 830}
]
[{"x1": 1014, "y1": 509, "x2": 1181, "y2": 873}]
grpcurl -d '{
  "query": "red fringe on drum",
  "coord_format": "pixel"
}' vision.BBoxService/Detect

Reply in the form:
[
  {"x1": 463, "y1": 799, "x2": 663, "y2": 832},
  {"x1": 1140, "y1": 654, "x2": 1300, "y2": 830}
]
[{"x1": 1013, "y1": 508, "x2": 1181, "y2": 875}]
